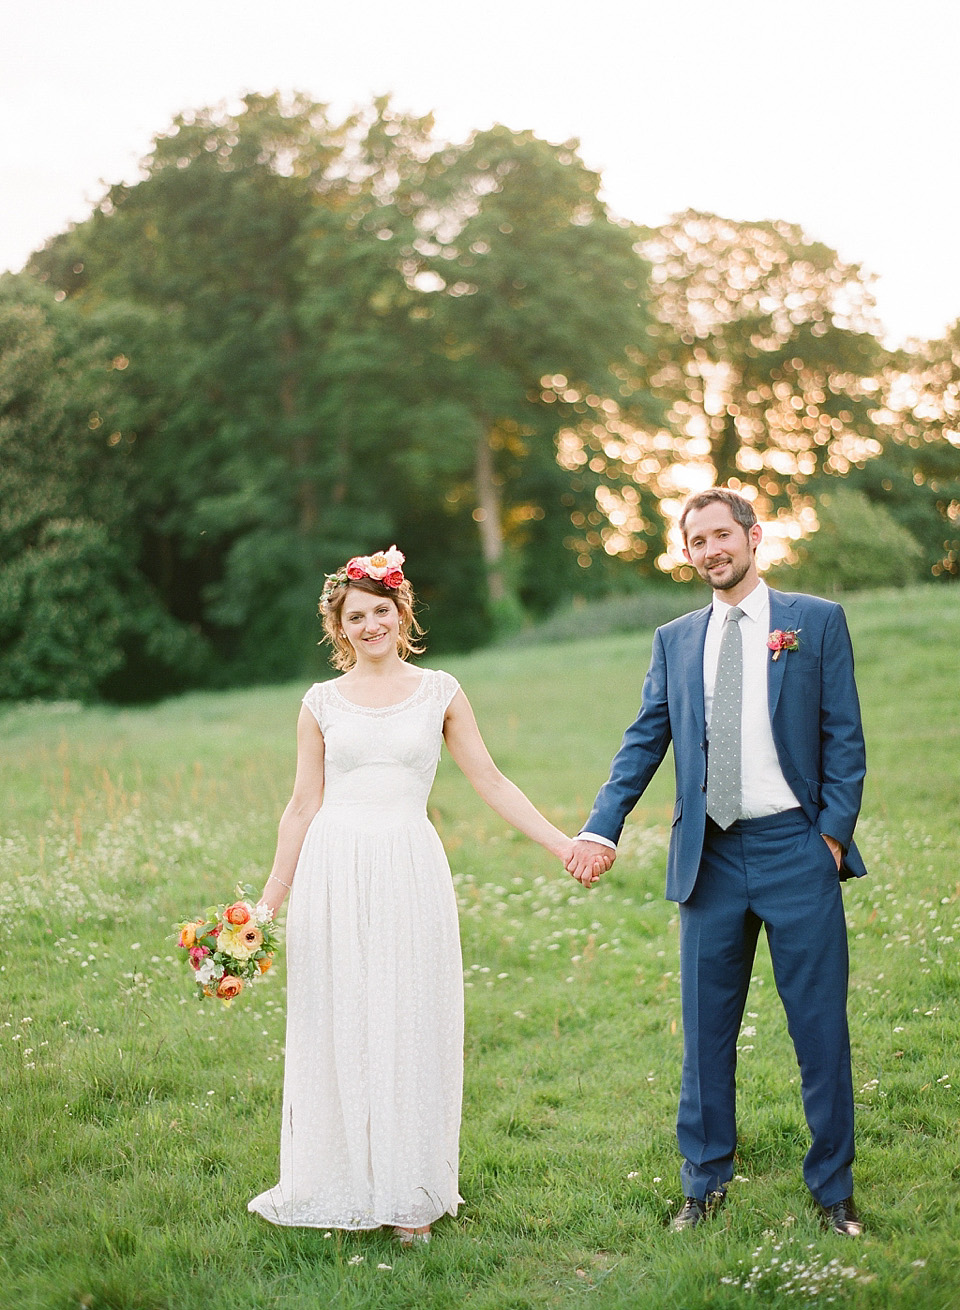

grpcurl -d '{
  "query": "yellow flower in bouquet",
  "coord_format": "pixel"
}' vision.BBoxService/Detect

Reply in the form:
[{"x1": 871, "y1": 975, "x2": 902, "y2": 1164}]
[{"x1": 218, "y1": 924, "x2": 257, "y2": 961}]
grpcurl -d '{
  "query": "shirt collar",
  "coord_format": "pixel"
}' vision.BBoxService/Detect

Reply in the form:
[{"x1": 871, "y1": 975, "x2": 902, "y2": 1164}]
[{"x1": 711, "y1": 579, "x2": 767, "y2": 623}]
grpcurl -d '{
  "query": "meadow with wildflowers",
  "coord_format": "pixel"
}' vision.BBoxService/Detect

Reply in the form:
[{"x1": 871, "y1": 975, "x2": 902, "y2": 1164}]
[{"x1": 1, "y1": 586, "x2": 958, "y2": 1309}]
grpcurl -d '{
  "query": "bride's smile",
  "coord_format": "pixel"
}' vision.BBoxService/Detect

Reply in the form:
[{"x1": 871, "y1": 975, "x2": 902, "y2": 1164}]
[{"x1": 342, "y1": 594, "x2": 400, "y2": 659}]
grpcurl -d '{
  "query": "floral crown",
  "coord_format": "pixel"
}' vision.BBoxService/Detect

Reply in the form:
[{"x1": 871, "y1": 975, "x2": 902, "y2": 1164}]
[{"x1": 320, "y1": 545, "x2": 406, "y2": 611}]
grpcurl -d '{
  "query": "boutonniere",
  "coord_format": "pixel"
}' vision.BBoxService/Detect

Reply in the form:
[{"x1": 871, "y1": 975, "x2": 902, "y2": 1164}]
[{"x1": 767, "y1": 628, "x2": 801, "y2": 661}]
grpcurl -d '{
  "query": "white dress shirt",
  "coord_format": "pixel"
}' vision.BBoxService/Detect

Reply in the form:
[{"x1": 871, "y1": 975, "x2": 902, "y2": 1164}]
[
  {"x1": 705, "y1": 581, "x2": 799, "y2": 818},
  {"x1": 581, "y1": 580, "x2": 799, "y2": 850}
]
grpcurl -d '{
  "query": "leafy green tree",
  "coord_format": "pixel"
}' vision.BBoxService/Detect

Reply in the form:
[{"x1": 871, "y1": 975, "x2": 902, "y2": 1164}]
[
  {"x1": 31, "y1": 99, "x2": 668, "y2": 666},
  {"x1": 31, "y1": 94, "x2": 441, "y2": 680},
  {"x1": 843, "y1": 324, "x2": 960, "y2": 579},
  {"x1": 770, "y1": 486, "x2": 924, "y2": 595},
  {"x1": 1, "y1": 520, "x2": 132, "y2": 699},
  {"x1": 0, "y1": 276, "x2": 203, "y2": 699},
  {"x1": 397, "y1": 126, "x2": 667, "y2": 626},
  {"x1": 633, "y1": 211, "x2": 889, "y2": 520}
]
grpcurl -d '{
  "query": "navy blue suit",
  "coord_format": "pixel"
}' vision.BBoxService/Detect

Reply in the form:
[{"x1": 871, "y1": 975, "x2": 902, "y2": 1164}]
[{"x1": 584, "y1": 589, "x2": 866, "y2": 1204}]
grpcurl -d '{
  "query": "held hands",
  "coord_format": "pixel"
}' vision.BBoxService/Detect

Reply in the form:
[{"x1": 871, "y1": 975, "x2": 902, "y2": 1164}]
[{"x1": 564, "y1": 839, "x2": 616, "y2": 888}]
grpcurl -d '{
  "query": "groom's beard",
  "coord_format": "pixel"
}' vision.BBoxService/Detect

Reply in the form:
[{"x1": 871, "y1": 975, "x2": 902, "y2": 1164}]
[{"x1": 703, "y1": 556, "x2": 752, "y2": 592}]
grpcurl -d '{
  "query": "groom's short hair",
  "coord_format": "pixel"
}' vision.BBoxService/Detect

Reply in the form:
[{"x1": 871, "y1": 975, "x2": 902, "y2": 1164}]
[{"x1": 679, "y1": 488, "x2": 758, "y2": 540}]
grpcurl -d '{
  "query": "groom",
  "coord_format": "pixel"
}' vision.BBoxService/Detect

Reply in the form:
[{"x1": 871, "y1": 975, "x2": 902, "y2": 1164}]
[{"x1": 567, "y1": 488, "x2": 867, "y2": 1236}]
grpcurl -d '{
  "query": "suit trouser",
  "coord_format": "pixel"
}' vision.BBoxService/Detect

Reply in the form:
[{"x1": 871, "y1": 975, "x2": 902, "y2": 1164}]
[{"x1": 676, "y1": 808, "x2": 855, "y2": 1206}]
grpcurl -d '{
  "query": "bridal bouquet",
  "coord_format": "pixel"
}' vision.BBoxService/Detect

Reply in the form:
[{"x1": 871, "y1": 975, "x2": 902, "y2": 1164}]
[{"x1": 175, "y1": 886, "x2": 279, "y2": 1004}]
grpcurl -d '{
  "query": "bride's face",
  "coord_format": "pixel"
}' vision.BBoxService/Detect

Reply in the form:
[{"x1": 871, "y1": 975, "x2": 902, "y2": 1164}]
[{"x1": 341, "y1": 588, "x2": 401, "y2": 661}]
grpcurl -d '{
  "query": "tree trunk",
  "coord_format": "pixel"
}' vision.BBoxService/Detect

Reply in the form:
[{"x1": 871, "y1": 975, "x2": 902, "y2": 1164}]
[
  {"x1": 474, "y1": 430, "x2": 506, "y2": 603},
  {"x1": 712, "y1": 409, "x2": 741, "y2": 488},
  {"x1": 280, "y1": 331, "x2": 318, "y2": 535}
]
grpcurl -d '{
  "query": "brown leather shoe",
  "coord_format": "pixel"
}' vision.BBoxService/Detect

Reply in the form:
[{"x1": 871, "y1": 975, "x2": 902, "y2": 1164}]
[
  {"x1": 672, "y1": 1190, "x2": 726, "y2": 1230},
  {"x1": 821, "y1": 1196, "x2": 863, "y2": 1237}
]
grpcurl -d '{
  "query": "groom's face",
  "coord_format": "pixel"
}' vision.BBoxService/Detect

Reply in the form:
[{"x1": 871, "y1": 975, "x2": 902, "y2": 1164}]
[{"x1": 682, "y1": 503, "x2": 761, "y2": 595}]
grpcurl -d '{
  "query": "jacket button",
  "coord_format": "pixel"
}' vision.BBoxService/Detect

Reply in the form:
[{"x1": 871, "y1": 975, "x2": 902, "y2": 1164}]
[{"x1": 700, "y1": 783, "x2": 707, "y2": 792}]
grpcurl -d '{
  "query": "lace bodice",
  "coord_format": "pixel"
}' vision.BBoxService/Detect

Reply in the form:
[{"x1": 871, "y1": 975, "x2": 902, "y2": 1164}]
[{"x1": 302, "y1": 669, "x2": 460, "y2": 818}]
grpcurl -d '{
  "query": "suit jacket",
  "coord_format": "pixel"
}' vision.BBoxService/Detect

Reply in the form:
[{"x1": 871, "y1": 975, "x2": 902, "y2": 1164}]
[{"x1": 583, "y1": 589, "x2": 868, "y2": 903}]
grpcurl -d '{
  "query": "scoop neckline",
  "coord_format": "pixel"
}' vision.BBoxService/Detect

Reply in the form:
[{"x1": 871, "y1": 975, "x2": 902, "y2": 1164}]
[{"x1": 329, "y1": 669, "x2": 429, "y2": 711}]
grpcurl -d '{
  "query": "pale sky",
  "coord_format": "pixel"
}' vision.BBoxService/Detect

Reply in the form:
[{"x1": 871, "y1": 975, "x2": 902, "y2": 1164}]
[{"x1": 2, "y1": 0, "x2": 958, "y2": 346}]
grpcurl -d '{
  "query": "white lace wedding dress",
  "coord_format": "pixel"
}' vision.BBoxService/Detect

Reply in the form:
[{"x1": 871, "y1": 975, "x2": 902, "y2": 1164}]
[{"x1": 248, "y1": 668, "x2": 464, "y2": 1229}]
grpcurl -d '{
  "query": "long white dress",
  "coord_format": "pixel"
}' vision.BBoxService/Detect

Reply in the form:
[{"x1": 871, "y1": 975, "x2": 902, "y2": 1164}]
[{"x1": 248, "y1": 668, "x2": 464, "y2": 1229}]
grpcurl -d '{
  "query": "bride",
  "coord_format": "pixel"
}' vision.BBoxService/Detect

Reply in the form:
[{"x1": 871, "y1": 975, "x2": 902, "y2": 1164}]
[{"x1": 248, "y1": 546, "x2": 585, "y2": 1244}]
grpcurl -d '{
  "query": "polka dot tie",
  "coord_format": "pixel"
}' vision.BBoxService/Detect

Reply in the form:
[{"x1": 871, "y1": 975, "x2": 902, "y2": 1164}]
[{"x1": 707, "y1": 606, "x2": 744, "y2": 830}]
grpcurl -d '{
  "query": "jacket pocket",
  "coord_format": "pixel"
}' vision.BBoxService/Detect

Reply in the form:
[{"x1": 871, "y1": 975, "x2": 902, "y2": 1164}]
[{"x1": 804, "y1": 778, "x2": 821, "y2": 806}]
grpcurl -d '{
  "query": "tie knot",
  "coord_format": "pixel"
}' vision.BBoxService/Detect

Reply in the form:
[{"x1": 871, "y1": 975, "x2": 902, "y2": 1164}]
[{"x1": 727, "y1": 607, "x2": 744, "y2": 623}]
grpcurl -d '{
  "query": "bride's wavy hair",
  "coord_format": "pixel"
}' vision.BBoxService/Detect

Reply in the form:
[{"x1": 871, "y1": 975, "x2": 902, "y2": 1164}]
[{"x1": 319, "y1": 575, "x2": 425, "y2": 671}]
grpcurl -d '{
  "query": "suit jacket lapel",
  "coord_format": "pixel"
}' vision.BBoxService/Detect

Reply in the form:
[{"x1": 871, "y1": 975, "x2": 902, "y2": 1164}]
[
  {"x1": 682, "y1": 605, "x2": 712, "y2": 739},
  {"x1": 767, "y1": 590, "x2": 800, "y2": 718}
]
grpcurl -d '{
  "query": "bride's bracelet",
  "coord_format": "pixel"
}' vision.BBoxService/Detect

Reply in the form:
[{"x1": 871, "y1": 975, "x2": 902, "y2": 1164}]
[{"x1": 267, "y1": 874, "x2": 293, "y2": 889}]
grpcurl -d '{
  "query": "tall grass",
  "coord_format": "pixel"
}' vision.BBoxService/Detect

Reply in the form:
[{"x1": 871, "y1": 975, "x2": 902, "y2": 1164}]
[{"x1": 1, "y1": 586, "x2": 958, "y2": 1308}]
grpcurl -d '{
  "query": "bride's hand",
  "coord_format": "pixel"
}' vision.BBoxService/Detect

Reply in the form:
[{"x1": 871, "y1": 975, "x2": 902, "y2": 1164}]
[{"x1": 554, "y1": 837, "x2": 576, "y2": 867}]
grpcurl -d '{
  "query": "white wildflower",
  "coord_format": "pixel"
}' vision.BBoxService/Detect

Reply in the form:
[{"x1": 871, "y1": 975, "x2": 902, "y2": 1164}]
[{"x1": 195, "y1": 959, "x2": 223, "y2": 985}]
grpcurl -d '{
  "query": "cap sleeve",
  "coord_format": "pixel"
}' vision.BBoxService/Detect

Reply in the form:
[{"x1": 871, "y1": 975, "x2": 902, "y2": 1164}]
[
  {"x1": 301, "y1": 682, "x2": 326, "y2": 731},
  {"x1": 433, "y1": 669, "x2": 461, "y2": 711}
]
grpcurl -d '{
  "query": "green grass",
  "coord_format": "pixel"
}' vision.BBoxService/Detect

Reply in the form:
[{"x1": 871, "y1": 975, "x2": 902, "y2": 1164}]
[
  {"x1": 496, "y1": 584, "x2": 707, "y2": 648},
  {"x1": 1, "y1": 585, "x2": 958, "y2": 1309}
]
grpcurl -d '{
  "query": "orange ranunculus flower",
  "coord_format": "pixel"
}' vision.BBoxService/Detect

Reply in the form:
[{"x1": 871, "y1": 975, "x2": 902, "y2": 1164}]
[
  {"x1": 216, "y1": 975, "x2": 244, "y2": 1000},
  {"x1": 224, "y1": 901, "x2": 252, "y2": 926},
  {"x1": 257, "y1": 954, "x2": 274, "y2": 974},
  {"x1": 179, "y1": 918, "x2": 205, "y2": 950},
  {"x1": 240, "y1": 925, "x2": 264, "y2": 951}
]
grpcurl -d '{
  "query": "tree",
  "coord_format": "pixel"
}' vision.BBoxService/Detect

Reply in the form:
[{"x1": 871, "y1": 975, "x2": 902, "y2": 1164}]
[
  {"x1": 31, "y1": 94, "x2": 442, "y2": 681},
  {"x1": 844, "y1": 324, "x2": 960, "y2": 579},
  {"x1": 0, "y1": 276, "x2": 203, "y2": 699},
  {"x1": 631, "y1": 212, "x2": 890, "y2": 523},
  {"x1": 396, "y1": 126, "x2": 667, "y2": 626},
  {"x1": 30, "y1": 99, "x2": 669, "y2": 672},
  {"x1": 769, "y1": 486, "x2": 924, "y2": 594}
]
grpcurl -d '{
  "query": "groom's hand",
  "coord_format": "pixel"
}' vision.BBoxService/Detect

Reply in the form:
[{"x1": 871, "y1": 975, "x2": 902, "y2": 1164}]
[
  {"x1": 566, "y1": 839, "x2": 616, "y2": 886},
  {"x1": 822, "y1": 833, "x2": 843, "y2": 871}
]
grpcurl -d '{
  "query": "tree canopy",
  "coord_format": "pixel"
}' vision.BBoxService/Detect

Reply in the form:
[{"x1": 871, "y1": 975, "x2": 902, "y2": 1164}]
[
  {"x1": 636, "y1": 212, "x2": 890, "y2": 507},
  {"x1": 4, "y1": 94, "x2": 957, "y2": 701}
]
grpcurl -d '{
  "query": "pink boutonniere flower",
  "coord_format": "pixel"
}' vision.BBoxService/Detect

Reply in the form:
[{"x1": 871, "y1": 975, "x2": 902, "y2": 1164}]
[{"x1": 767, "y1": 628, "x2": 801, "y2": 661}]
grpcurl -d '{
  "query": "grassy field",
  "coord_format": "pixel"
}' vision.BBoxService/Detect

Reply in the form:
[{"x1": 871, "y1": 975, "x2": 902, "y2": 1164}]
[{"x1": 1, "y1": 586, "x2": 958, "y2": 1309}]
